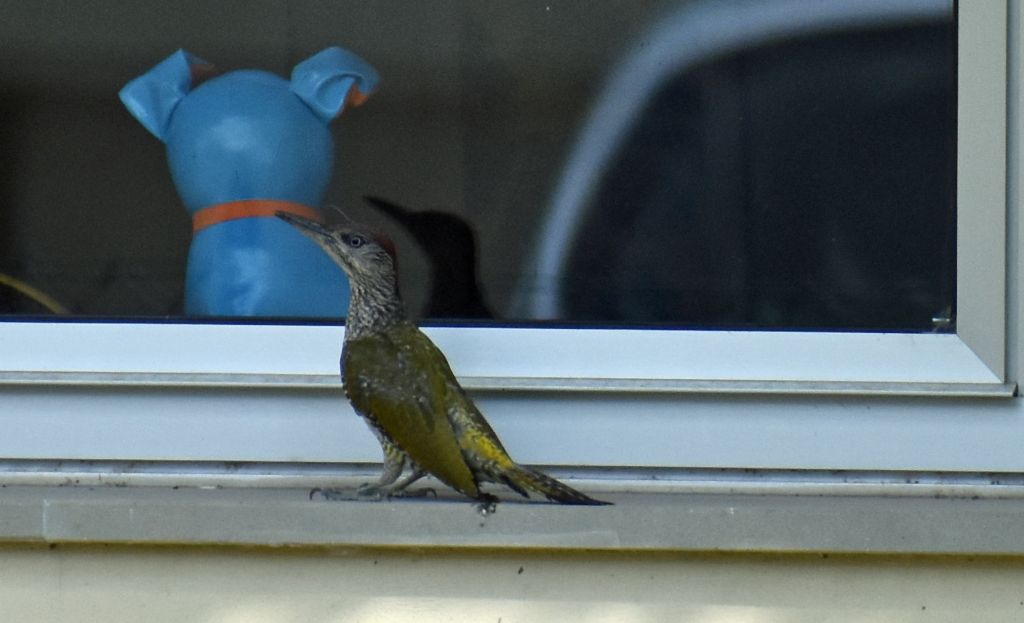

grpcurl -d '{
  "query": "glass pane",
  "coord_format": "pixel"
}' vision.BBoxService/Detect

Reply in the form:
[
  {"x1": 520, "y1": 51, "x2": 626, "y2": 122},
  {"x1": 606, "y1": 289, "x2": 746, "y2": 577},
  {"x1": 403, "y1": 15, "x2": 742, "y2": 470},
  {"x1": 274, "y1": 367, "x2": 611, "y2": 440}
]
[{"x1": 0, "y1": 0, "x2": 955, "y2": 331}]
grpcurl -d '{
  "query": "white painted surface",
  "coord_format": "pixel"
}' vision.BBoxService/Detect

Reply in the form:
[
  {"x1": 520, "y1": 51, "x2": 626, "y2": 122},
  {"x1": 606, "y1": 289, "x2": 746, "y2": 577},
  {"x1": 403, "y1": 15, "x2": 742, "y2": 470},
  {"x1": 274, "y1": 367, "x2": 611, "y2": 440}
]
[
  {"x1": 0, "y1": 1, "x2": 1014, "y2": 478},
  {"x1": 2, "y1": 380, "x2": 1024, "y2": 471},
  {"x1": 0, "y1": 322, "x2": 1002, "y2": 383},
  {"x1": 1, "y1": 546, "x2": 1023, "y2": 623}
]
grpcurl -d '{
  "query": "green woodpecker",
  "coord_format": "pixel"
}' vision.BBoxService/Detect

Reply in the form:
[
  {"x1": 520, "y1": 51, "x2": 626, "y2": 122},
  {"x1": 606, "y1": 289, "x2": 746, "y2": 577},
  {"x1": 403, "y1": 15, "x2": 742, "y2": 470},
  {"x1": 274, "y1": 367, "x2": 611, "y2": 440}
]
[{"x1": 277, "y1": 211, "x2": 609, "y2": 506}]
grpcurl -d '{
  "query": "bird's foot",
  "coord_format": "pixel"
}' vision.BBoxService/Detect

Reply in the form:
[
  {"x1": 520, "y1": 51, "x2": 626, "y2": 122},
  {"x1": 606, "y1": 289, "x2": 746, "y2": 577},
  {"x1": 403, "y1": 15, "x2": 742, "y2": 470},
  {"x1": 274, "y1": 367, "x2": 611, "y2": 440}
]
[
  {"x1": 475, "y1": 494, "x2": 499, "y2": 517},
  {"x1": 309, "y1": 486, "x2": 384, "y2": 502},
  {"x1": 386, "y1": 487, "x2": 437, "y2": 500},
  {"x1": 354, "y1": 482, "x2": 391, "y2": 501},
  {"x1": 357, "y1": 481, "x2": 437, "y2": 501},
  {"x1": 309, "y1": 483, "x2": 439, "y2": 502}
]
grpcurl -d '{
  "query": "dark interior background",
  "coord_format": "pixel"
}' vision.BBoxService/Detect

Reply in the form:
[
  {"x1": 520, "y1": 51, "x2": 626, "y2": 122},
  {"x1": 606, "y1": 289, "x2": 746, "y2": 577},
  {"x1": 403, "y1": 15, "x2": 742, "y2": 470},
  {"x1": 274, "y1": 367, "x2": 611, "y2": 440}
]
[{"x1": 0, "y1": 1, "x2": 955, "y2": 331}]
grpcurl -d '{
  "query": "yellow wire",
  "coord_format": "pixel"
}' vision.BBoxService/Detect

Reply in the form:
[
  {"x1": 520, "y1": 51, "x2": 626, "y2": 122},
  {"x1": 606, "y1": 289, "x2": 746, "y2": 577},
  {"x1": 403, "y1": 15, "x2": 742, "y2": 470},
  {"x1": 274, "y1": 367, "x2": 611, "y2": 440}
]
[{"x1": 0, "y1": 272, "x2": 70, "y2": 315}]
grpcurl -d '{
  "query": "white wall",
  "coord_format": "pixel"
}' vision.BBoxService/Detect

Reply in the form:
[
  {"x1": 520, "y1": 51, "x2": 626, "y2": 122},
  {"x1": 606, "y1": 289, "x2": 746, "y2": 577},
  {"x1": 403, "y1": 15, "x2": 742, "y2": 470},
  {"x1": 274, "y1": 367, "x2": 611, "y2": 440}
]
[{"x1": 2, "y1": 545, "x2": 1023, "y2": 622}]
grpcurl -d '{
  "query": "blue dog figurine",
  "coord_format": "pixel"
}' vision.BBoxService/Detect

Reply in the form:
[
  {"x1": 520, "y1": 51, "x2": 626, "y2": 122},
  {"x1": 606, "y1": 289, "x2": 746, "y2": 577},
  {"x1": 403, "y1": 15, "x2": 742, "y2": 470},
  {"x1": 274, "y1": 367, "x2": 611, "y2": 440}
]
[{"x1": 120, "y1": 47, "x2": 379, "y2": 317}]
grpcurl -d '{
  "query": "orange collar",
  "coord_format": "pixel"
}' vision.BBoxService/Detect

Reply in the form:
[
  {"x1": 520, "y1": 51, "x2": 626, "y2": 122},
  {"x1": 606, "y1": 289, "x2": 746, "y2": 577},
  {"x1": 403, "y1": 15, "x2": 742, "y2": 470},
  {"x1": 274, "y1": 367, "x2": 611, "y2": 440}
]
[{"x1": 192, "y1": 199, "x2": 323, "y2": 235}]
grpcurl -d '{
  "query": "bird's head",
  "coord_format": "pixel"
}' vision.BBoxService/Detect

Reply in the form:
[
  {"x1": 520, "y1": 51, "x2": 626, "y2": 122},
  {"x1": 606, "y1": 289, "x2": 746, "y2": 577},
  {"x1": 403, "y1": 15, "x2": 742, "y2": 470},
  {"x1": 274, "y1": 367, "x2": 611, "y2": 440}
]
[{"x1": 276, "y1": 212, "x2": 398, "y2": 286}]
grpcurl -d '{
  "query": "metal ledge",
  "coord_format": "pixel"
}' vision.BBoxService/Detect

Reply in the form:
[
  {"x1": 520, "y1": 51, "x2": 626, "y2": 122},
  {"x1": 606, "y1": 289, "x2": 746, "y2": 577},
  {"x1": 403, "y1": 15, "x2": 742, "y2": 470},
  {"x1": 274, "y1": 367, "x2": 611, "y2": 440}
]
[
  {"x1": 3, "y1": 483, "x2": 1024, "y2": 555},
  {"x1": 4, "y1": 463, "x2": 1024, "y2": 500},
  {"x1": 0, "y1": 371, "x2": 1015, "y2": 398}
]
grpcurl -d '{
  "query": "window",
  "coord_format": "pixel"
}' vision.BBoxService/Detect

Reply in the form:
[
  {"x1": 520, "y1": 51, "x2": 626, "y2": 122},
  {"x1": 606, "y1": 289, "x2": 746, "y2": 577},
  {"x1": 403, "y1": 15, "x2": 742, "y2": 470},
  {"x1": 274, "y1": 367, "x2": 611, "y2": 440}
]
[
  {"x1": 0, "y1": 1, "x2": 1015, "y2": 477},
  {"x1": 4, "y1": 1, "x2": 961, "y2": 331}
]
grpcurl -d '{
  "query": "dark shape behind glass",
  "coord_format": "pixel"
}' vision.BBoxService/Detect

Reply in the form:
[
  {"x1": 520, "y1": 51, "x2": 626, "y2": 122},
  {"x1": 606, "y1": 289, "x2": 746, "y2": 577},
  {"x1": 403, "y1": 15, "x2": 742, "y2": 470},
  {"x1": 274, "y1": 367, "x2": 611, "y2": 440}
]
[{"x1": 364, "y1": 196, "x2": 492, "y2": 320}]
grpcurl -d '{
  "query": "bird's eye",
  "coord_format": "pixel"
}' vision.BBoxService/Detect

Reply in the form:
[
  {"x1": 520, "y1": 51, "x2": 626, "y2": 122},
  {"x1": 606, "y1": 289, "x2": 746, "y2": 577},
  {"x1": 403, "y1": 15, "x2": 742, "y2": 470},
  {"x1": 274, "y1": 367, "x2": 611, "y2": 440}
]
[{"x1": 346, "y1": 234, "x2": 366, "y2": 248}]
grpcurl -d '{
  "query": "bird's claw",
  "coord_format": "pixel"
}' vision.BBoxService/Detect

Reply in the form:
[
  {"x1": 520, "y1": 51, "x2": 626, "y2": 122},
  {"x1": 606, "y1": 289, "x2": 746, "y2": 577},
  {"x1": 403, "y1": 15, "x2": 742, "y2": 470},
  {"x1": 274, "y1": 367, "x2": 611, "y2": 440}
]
[
  {"x1": 309, "y1": 486, "x2": 381, "y2": 501},
  {"x1": 354, "y1": 482, "x2": 437, "y2": 501},
  {"x1": 387, "y1": 487, "x2": 437, "y2": 500},
  {"x1": 354, "y1": 482, "x2": 438, "y2": 501},
  {"x1": 475, "y1": 494, "x2": 499, "y2": 516},
  {"x1": 354, "y1": 483, "x2": 387, "y2": 500}
]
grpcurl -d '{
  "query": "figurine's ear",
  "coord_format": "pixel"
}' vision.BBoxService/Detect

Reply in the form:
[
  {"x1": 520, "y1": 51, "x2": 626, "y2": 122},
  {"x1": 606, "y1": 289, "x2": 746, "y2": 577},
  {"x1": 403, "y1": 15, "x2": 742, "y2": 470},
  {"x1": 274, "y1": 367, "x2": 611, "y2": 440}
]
[
  {"x1": 119, "y1": 49, "x2": 213, "y2": 141},
  {"x1": 290, "y1": 47, "x2": 380, "y2": 123}
]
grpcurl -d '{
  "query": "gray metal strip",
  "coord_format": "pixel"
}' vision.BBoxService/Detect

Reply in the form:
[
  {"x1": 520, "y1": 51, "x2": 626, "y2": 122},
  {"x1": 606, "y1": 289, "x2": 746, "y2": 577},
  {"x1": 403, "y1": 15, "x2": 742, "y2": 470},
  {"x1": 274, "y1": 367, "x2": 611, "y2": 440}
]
[{"x1": 0, "y1": 371, "x2": 1015, "y2": 397}]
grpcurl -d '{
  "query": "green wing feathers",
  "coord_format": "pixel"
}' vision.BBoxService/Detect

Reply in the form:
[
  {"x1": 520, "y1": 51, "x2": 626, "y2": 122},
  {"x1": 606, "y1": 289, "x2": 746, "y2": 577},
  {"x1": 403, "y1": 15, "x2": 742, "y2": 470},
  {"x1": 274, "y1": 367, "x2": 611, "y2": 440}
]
[
  {"x1": 343, "y1": 325, "x2": 481, "y2": 498},
  {"x1": 344, "y1": 324, "x2": 611, "y2": 505}
]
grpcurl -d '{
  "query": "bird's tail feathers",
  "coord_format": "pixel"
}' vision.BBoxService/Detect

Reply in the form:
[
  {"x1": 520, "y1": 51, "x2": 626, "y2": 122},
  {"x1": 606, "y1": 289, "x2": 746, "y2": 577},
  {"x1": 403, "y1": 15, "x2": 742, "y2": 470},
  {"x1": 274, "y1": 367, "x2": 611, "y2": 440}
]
[{"x1": 503, "y1": 465, "x2": 612, "y2": 506}]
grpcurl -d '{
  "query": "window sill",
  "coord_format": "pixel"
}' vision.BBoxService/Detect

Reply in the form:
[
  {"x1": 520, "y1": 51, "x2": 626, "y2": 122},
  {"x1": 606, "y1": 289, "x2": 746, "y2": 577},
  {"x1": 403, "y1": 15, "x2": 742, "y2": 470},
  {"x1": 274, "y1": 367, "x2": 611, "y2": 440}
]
[{"x1": 3, "y1": 484, "x2": 1024, "y2": 555}]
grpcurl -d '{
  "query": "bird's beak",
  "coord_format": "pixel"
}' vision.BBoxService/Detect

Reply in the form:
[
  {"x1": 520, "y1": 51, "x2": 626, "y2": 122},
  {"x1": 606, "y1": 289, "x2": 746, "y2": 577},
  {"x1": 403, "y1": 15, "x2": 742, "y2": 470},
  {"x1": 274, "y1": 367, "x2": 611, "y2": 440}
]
[{"x1": 276, "y1": 211, "x2": 334, "y2": 248}]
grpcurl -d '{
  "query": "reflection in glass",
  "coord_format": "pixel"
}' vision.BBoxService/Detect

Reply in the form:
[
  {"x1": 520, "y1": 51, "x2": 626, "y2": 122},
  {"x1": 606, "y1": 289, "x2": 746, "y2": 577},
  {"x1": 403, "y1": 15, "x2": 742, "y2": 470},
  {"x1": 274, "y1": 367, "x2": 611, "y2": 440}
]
[{"x1": 0, "y1": 1, "x2": 954, "y2": 331}]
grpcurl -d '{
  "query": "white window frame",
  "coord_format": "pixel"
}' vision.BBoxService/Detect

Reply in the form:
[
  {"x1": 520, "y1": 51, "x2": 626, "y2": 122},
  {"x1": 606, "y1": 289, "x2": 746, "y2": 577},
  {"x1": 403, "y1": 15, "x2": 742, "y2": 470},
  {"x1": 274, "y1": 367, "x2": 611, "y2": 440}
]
[{"x1": 0, "y1": 1, "x2": 1017, "y2": 476}]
